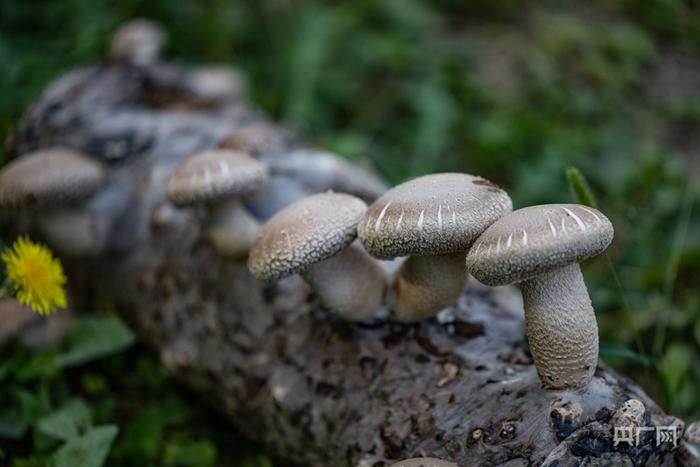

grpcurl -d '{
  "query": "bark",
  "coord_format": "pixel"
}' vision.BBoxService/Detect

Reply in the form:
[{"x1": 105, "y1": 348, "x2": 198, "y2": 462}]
[{"x1": 4, "y1": 60, "x2": 693, "y2": 467}]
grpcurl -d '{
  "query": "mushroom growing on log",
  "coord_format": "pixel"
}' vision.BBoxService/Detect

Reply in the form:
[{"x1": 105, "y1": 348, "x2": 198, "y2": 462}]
[
  {"x1": 467, "y1": 204, "x2": 614, "y2": 390},
  {"x1": 249, "y1": 192, "x2": 387, "y2": 322},
  {"x1": 1, "y1": 23, "x2": 688, "y2": 466},
  {"x1": 358, "y1": 173, "x2": 512, "y2": 322}
]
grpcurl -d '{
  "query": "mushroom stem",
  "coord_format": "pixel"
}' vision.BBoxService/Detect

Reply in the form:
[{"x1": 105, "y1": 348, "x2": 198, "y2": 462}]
[
  {"x1": 520, "y1": 263, "x2": 599, "y2": 389},
  {"x1": 302, "y1": 242, "x2": 388, "y2": 322},
  {"x1": 207, "y1": 199, "x2": 260, "y2": 257},
  {"x1": 37, "y1": 208, "x2": 105, "y2": 257},
  {"x1": 393, "y1": 253, "x2": 467, "y2": 322}
]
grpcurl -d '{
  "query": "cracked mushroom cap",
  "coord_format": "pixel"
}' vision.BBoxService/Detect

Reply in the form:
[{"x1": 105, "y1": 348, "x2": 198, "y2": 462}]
[
  {"x1": 467, "y1": 204, "x2": 614, "y2": 286},
  {"x1": 389, "y1": 458, "x2": 457, "y2": 467},
  {"x1": 166, "y1": 150, "x2": 268, "y2": 206},
  {"x1": 358, "y1": 173, "x2": 512, "y2": 259},
  {"x1": 248, "y1": 192, "x2": 366, "y2": 282},
  {"x1": 0, "y1": 148, "x2": 104, "y2": 209}
]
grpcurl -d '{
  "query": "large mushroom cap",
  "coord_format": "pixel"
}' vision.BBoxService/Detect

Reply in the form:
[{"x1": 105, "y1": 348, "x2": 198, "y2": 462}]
[
  {"x1": 467, "y1": 203, "x2": 614, "y2": 286},
  {"x1": 248, "y1": 192, "x2": 366, "y2": 282},
  {"x1": 358, "y1": 173, "x2": 512, "y2": 259},
  {"x1": 0, "y1": 148, "x2": 104, "y2": 209},
  {"x1": 166, "y1": 150, "x2": 268, "y2": 206}
]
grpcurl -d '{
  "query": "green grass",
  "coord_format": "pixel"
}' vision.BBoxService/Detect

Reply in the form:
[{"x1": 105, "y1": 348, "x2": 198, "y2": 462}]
[{"x1": 1, "y1": 0, "x2": 700, "y2": 464}]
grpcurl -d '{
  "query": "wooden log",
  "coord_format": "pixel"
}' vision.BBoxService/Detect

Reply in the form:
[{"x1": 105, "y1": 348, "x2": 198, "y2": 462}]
[{"x1": 5, "y1": 58, "x2": 691, "y2": 466}]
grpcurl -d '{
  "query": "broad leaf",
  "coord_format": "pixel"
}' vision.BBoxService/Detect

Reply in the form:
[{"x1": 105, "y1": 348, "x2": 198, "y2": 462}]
[
  {"x1": 57, "y1": 316, "x2": 135, "y2": 368},
  {"x1": 37, "y1": 399, "x2": 91, "y2": 441},
  {"x1": 51, "y1": 425, "x2": 118, "y2": 467}
]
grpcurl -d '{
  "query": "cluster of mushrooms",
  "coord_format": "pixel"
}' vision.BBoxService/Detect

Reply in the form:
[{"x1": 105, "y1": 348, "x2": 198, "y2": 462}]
[
  {"x1": 163, "y1": 146, "x2": 614, "y2": 392},
  {"x1": 0, "y1": 20, "x2": 615, "y2": 394},
  {"x1": 0, "y1": 142, "x2": 614, "y2": 392}
]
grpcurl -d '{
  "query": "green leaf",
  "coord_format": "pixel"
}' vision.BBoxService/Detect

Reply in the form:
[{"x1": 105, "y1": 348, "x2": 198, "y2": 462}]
[
  {"x1": 16, "y1": 387, "x2": 51, "y2": 423},
  {"x1": 660, "y1": 343, "x2": 694, "y2": 411},
  {"x1": 566, "y1": 166, "x2": 597, "y2": 207},
  {"x1": 0, "y1": 404, "x2": 28, "y2": 439},
  {"x1": 599, "y1": 342, "x2": 654, "y2": 367},
  {"x1": 51, "y1": 425, "x2": 118, "y2": 467},
  {"x1": 37, "y1": 399, "x2": 92, "y2": 442},
  {"x1": 57, "y1": 316, "x2": 135, "y2": 368},
  {"x1": 164, "y1": 439, "x2": 217, "y2": 467},
  {"x1": 113, "y1": 406, "x2": 163, "y2": 463},
  {"x1": 14, "y1": 351, "x2": 59, "y2": 382}
]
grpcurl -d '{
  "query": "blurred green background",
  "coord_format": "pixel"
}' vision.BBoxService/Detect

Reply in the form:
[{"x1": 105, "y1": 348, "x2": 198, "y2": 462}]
[{"x1": 1, "y1": 0, "x2": 700, "y2": 465}]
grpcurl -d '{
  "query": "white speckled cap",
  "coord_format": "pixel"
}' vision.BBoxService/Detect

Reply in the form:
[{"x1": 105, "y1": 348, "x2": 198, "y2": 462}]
[
  {"x1": 467, "y1": 204, "x2": 614, "y2": 286},
  {"x1": 248, "y1": 192, "x2": 366, "y2": 282},
  {"x1": 389, "y1": 458, "x2": 457, "y2": 467},
  {"x1": 0, "y1": 148, "x2": 104, "y2": 208},
  {"x1": 166, "y1": 150, "x2": 268, "y2": 206},
  {"x1": 358, "y1": 173, "x2": 512, "y2": 259}
]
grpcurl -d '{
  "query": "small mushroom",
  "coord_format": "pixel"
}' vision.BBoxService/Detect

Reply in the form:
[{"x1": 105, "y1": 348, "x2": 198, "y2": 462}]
[
  {"x1": 219, "y1": 122, "x2": 288, "y2": 157},
  {"x1": 466, "y1": 204, "x2": 614, "y2": 389},
  {"x1": 166, "y1": 149, "x2": 268, "y2": 257},
  {"x1": 358, "y1": 173, "x2": 512, "y2": 322},
  {"x1": 248, "y1": 192, "x2": 387, "y2": 322},
  {"x1": 109, "y1": 19, "x2": 166, "y2": 66},
  {"x1": 0, "y1": 148, "x2": 106, "y2": 256},
  {"x1": 389, "y1": 458, "x2": 457, "y2": 467},
  {"x1": 187, "y1": 65, "x2": 247, "y2": 101}
]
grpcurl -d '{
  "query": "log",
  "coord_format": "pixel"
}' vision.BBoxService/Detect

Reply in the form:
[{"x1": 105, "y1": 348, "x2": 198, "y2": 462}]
[{"x1": 5, "y1": 57, "x2": 694, "y2": 466}]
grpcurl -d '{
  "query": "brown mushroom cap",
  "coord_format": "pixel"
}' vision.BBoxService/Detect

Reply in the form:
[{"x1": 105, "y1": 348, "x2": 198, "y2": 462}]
[
  {"x1": 165, "y1": 150, "x2": 268, "y2": 206},
  {"x1": 0, "y1": 148, "x2": 104, "y2": 209},
  {"x1": 248, "y1": 192, "x2": 366, "y2": 282},
  {"x1": 389, "y1": 458, "x2": 457, "y2": 467},
  {"x1": 467, "y1": 204, "x2": 614, "y2": 286},
  {"x1": 358, "y1": 173, "x2": 512, "y2": 259}
]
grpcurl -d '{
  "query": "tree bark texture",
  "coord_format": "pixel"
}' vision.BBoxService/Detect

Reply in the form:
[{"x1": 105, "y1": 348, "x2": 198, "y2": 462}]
[{"x1": 4, "y1": 61, "x2": 694, "y2": 466}]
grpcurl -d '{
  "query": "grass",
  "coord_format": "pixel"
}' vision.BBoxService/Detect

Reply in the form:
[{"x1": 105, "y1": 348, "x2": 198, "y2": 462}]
[{"x1": 1, "y1": 0, "x2": 700, "y2": 465}]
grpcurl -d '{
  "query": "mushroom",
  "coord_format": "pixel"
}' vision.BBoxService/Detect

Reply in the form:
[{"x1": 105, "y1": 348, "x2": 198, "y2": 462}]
[
  {"x1": 166, "y1": 149, "x2": 268, "y2": 257},
  {"x1": 389, "y1": 458, "x2": 457, "y2": 467},
  {"x1": 0, "y1": 148, "x2": 106, "y2": 256},
  {"x1": 248, "y1": 192, "x2": 387, "y2": 322},
  {"x1": 187, "y1": 65, "x2": 247, "y2": 102},
  {"x1": 358, "y1": 173, "x2": 512, "y2": 322},
  {"x1": 466, "y1": 204, "x2": 614, "y2": 389},
  {"x1": 219, "y1": 122, "x2": 288, "y2": 158},
  {"x1": 109, "y1": 19, "x2": 166, "y2": 66}
]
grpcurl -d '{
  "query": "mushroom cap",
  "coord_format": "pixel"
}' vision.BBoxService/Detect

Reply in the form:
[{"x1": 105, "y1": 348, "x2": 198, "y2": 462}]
[
  {"x1": 389, "y1": 458, "x2": 457, "y2": 467},
  {"x1": 0, "y1": 148, "x2": 104, "y2": 209},
  {"x1": 109, "y1": 19, "x2": 166, "y2": 65},
  {"x1": 187, "y1": 65, "x2": 246, "y2": 100},
  {"x1": 166, "y1": 150, "x2": 268, "y2": 206},
  {"x1": 466, "y1": 204, "x2": 614, "y2": 286},
  {"x1": 218, "y1": 123, "x2": 283, "y2": 156},
  {"x1": 248, "y1": 192, "x2": 366, "y2": 282},
  {"x1": 358, "y1": 173, "x2": 512, "y2": 259}
]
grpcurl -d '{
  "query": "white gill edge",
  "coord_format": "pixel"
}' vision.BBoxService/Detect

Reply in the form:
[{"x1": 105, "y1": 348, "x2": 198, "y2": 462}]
[
  {"x1": 374, "y1": 201, "x2": 392, "y2": 232},
  {"x1": 562, "y1": 207, "x2": 587, "y2": 231},
  {"x1": 580, "y1": 206, "x2": 602, "y2": 223},
  {"x1": 396, "y1": 209, "x2": 405, "y2": 231}
]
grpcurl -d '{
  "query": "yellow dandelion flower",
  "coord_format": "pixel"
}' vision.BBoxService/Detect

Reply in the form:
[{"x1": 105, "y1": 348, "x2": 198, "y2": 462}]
[{"x1": 2, "y1": 236, "x2": 67, "y2": 315}]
